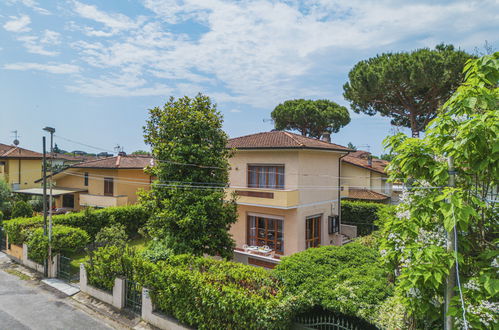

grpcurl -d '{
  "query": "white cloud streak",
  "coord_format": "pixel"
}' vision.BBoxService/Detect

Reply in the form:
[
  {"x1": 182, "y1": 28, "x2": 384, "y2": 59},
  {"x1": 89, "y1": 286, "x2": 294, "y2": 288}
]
[
  {"x1": 3, "y1": 62, "x2": 80, "y2": 74},
  {"x1": 3, "y1": 15, "x2": 31, "y2": 33}
]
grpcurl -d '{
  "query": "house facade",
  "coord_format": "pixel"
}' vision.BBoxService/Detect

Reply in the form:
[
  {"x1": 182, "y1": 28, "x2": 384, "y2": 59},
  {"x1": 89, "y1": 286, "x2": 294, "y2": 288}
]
[
  {"x1": 45, "y1": 155, "x2": 153, "y2": 210},
  {"x1": 0, "y1": 143, "x2": 43, "y2": 190},
  {"x1": 340, "y1": 150, "x2": 392, "y2": 203},
  {"x1": 226, "y1": 131, "x2": 353, "y2": 268}
]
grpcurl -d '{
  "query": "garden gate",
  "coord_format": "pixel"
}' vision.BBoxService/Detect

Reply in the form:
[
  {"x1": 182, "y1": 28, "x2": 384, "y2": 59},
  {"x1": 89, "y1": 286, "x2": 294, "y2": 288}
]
[
  {"x1": 125, "y1": 279, "x2": 142, "y2": 314},
  {"x1": 57, "y1": 255, "x2": 78, "y2": 282},
  {"x1": 292, "y1": 310, "x2": 378, "y2": 330},
  {"x1": 0, "y1": 226, "x2": 6, "y2": 251}
]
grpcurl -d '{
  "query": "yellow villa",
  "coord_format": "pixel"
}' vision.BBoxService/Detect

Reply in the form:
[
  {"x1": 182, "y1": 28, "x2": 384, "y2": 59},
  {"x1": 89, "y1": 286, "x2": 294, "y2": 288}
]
[
  {"x1": 226, "y1": 131, "x2": 355, "y2": 268},
  {"x1": 340, "y1": 150, "x2": 392, "y2": 203},
  {"x1": 29, "y1": 155, "x2": 153, "y2": 210},
  {"x1": 0, "y1": 143, "x2": 43, "y2": 190}
]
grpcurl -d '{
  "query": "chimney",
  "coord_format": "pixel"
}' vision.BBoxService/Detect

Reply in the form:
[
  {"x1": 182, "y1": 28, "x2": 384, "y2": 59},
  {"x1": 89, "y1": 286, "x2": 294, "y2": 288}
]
[
  {"x1": 118, "y1": 151, "x2": 127, "y2": 156},
  {"x1": 367, "y1": 155, "x2": 373, "y2": 167},
  {"x1": 321, "y1": 132, "x2": 331, "y2": 143}
]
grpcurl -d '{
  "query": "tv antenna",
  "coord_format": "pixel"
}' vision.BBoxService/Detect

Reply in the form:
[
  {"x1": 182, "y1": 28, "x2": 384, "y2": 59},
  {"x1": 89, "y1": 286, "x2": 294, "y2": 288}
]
[
  {"x1": 11, "y1": 130, "x2": 20, "y2": 146},
  {"x1": 357, "y1": 144, "x2": 371, "y2": 153}
]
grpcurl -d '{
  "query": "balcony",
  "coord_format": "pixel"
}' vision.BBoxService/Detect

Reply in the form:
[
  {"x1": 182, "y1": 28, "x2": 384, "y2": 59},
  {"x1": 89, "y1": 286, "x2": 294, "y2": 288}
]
[
  {"x1": 79, "y1": 194, "x2": 128, "y2": 208},
  {"x1": 226, "y1": 188, "x2": 299, "y2": 209}
]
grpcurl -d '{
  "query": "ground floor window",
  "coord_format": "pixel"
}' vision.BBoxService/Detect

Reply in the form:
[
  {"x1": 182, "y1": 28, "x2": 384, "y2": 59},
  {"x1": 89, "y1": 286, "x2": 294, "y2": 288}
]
[
  {"x1": 306, "y1": 215, "x2": 321, "y2": 248},
  {"x1": 247, "y1": 215, "x2": 283, "y2": 253}
]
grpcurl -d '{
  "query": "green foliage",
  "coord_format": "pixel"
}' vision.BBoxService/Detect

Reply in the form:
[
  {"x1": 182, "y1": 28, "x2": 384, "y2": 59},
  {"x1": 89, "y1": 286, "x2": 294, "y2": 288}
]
[
  {"x1": 379, "y1": 53, "x2": 498, "y2": 327},
  {"x1": 3, "y1": 205, "x2": 149, "y2": 244},
  {"x1": 86, "y1": 245, "x2": 136, "y2": 291},
  {"x1": 131, "y1": 150, "x2": 150, "y2": 155},
  {"x1": 347, "y1": 142, "x2": 357, "y2": 150},
  {"x1": 343, "y1": 44, "x2": 471, "y2": 136},
  {"x1": 94, "y1": 223, "x2": 128, "y2": 248},
  {"x1": 11, "y1": 201, "x2": 33, "y2": 218},
  {"x1": 141, "y1": 238, "x2": 172, "y2": 262},
  {"x1": 341, "y1": 201, "x2": 392, "y2": 236},
  {"x1": 27, "y1": 196, "x2": 44, "y2": 213},
  {"x1": 0, "y1": 210, "x2": 3, "y2": 222},
  {"x1": 274, "y1": 243, "x2": 393, "y2": 324},
  {"x1": 0, "y1": 179, "x2": 11, "y2": 218},
  {"x1": 271, "y1": 99, "x2": 350, "y2": 138},
  {"x1": 142, "y1": 94, "x2": 237, "y2": 259},
  {"x1": 27, "y1": 225, "x2": 89, "y2": 263},
  {"x1": 87, "y1": 246, "x2": 297, "y2": 329}
]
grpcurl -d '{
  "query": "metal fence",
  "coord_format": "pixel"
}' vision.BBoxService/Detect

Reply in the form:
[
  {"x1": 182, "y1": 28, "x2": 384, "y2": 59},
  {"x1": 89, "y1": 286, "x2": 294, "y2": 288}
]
[
  {"x1": 0, "y1": 226, "x2": 6, "y2": 251},
  {"x1": 293, "y1": 310, "x2": 378, "y2": 330},
  {"x1": 125, "y1": 279, "x2": 142, "y2": 315},
  {"x1": 57, "y1": 255, "x2": 78, "y2": 282}
]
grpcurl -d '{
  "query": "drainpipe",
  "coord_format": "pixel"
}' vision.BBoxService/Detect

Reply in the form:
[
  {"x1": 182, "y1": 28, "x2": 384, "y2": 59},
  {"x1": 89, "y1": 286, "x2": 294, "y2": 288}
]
[{"x1": 337, "y1": 152, "x2": 349, "y2": 232}]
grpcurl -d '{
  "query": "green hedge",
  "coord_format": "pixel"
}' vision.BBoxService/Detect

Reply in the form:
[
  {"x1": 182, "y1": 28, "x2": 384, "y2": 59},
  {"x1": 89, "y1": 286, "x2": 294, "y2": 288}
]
[
  {"x1": 27, "y1": 225, "x2": 90, "y2": 263},
  {"x1": 341, "y1": 201, "x2": 393, "y2": 236},
  {"x1": 3, "y1": 205, "x2": 150, "y2": 244},
  {"x1": 86, "y1": 247, "x2": 299, "y2": 329},
  {"x1": 274, "y1": 243, "x2": 393, "y2": 325}
]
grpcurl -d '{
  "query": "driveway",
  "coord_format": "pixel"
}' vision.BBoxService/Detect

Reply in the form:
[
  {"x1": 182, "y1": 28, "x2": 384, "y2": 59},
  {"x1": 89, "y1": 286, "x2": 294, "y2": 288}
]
[{"x1": 0, "y1": 252, "x2": 113, "y2": 330}]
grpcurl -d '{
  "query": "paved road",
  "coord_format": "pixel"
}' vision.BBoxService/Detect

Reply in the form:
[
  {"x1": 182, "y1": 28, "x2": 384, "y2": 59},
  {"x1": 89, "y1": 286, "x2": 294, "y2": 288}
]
[{"x1": 0, "y1": 252, "x2": 112, "y2": 330}]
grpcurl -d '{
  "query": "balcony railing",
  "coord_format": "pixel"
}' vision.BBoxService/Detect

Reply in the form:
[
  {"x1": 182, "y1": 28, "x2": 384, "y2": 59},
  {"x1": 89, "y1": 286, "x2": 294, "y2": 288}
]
[
  {"x1": 79, "y1": 194, "x2": 128, "y2": 208},
  {"x1": 226, "y1": 188, "x2": 299, "y2": 208}
]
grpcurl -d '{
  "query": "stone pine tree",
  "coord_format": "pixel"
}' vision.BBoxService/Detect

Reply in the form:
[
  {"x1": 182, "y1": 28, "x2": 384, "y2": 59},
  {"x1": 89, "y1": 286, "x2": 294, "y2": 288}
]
[
  {"x1": 141, "y1": 94, "x2": 238, "y2": 259},
  {"x1": 343, "y1": 44, "x2": 471, "y2": 137},
  {"x1": 271, "y1": 99, "x2": 350, "y2": 139}
]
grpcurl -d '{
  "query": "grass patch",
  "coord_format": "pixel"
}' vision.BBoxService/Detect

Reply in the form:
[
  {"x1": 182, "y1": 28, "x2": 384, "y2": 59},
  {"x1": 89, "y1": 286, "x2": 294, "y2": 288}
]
[{"x1": 5, "y1": 269, "x2": 31, "y2": 281}]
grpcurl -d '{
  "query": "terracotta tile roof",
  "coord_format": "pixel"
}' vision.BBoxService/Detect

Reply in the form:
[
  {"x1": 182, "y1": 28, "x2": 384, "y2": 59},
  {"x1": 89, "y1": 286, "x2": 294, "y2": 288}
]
[
  {"x1": 71, "y1": 155, "x2": 154, "y2": 169},
  {"x1": 0, "y1": 143, "x2": 43, "y2": 159},
  {"x1": 52, "y1": 153, "x2": 100, "y2": 162},
  {"x1": 347, "y1": 188, "x2": 390, "y2": 201},
  {"x1": 343, "y1": 150, "x2": 389, "y2": 175},
  {"x1": 227, "y1": 131, "x2": 351, "y2": 152}
]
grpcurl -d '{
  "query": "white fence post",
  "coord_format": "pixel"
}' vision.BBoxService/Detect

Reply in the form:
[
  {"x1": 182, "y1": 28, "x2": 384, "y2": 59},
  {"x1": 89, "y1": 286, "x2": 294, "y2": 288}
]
[
  {"x1": 112, "y1": 277, "x2": 125, "y2": 309},
  {"x1": 80, "y1": 263, "x2": 87, "y2": 291}
]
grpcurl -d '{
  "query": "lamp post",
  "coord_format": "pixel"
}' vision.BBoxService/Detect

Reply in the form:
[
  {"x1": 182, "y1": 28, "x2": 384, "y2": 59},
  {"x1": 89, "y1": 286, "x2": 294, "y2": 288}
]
[{"x1": 43, "y1": 127, "x2": 55, "y2": 276}]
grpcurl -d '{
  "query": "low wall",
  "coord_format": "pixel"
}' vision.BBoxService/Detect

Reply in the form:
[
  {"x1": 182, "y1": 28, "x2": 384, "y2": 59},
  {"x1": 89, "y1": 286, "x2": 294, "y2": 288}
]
[
  {"x1": 142, "y1": 288, "x2": 189, "y2": 330},
  {"x1": 79, "y1": 264, "x2": 125, "y2": 309},
  {"x1": 6, "y1": 243, "x2": 23, "y2": 261},
  {"x1": 340, "y1": 224, "x2": 357, "y2": 239},
  {"x1": 233, "y1": 250, "x2": 280, "y2": 269}
]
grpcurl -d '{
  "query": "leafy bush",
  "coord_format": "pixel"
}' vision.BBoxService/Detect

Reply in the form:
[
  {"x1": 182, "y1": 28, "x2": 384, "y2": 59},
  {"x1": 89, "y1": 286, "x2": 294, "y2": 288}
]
[
  {"x1": 3, "y1": 205, "x2": 150, "y2": 244},
  {"x1": 11, "y1": 201, "x2": 33, "y2": 218},
  {"x1": 141, "y1": 238, "x2": 172, "y2": 262},
  {"x1": 0, "y1": 210, "x2": 3, "y2": 222},
  {"x1": 94, "y1": 224, "x2": 128, "y2": 248},
  {"x1": 27, "y1": 196, "x2": 44, "y2": 212},
  {"x1": 86, "y1": 246, "x2": 300, "y2": 329},
  {"x1": 27, "y1": 225, "x2": 90, "y2": 263},
  {"x1": 274, "y1": 243, "x2": 393, "y2": 324},
  {"x1": 341, "y1": 201, "x2": 392, "y2": 236}
]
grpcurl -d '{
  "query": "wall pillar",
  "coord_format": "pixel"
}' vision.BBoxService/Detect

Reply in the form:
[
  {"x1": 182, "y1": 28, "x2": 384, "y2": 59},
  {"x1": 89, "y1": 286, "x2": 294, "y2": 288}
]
[{"x1": 112, "y1": 277, "x2": 125, "y2": 309}]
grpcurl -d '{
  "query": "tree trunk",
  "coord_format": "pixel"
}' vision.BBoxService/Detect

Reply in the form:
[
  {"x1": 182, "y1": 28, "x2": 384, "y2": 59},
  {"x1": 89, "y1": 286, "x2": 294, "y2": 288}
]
[{"x1": 410, "y1": 114, "x2": 420, "y2": 138}]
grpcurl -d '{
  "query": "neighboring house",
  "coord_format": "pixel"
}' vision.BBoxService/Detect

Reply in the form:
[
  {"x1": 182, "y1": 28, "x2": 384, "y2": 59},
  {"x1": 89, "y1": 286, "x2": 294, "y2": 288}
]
[
  {"x1": 27, "y1": 155, "x2": 153, "y2": 210},
  {"x1": 0, "y1": 143, "x2": 43, "y2": 190},
  {"x1": 226, "y1": 131, "x2": 353, "y2": 268},
  {"x1": 340, "y1": 150, "x2": 392, "y2": 203}
]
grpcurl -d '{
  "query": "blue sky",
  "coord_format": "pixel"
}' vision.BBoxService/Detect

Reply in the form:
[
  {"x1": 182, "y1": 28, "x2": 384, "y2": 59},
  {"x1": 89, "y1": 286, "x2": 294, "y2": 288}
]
[{"x1": 1, "y1": 0, "x2": 498, "y2": 156}]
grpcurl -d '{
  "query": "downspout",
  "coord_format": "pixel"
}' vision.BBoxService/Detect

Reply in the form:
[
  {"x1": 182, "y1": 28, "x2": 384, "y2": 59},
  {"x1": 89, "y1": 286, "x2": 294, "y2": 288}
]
[
  {"x1": 338, "y1": 152, "x2": 349, "y2": 226},
  {"x1": 18, "y1": 159, "x2": 21, "y2": 186}
]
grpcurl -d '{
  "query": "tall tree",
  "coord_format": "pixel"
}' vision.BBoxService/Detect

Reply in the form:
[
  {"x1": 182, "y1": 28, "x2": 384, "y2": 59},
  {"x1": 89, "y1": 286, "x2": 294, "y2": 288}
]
[
  {"x1": 141, "y1": 94, "x2": 237, "y2": 259},
  {"x1": 343, "y1": 44, "x2": 471, "y2": 137},
  {"x1": 271, "y1": 99, "x2": 350, "y2": 138}
]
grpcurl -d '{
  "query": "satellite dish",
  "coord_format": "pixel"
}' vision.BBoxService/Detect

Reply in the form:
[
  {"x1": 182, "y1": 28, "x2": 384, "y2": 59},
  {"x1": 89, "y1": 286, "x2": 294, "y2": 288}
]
[{"x1": 13, "y1": 139, "x2": 19, "y2": 146}]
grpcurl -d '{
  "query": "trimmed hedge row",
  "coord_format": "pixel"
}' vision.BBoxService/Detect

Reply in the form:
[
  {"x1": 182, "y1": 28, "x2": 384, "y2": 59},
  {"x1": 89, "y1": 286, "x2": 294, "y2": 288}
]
[
  {"x1": 27, "y1": 225, "x2": 90, "y2": 263},
  {"x1": 341, "y1": 201, "x2": 393, "y2": 236},
  {"x1": 3, "y1": 205, "x2": 150, "y2": 244},
  {"x1": 87, "y1": 246, "x2": 300, "y2": 330}
]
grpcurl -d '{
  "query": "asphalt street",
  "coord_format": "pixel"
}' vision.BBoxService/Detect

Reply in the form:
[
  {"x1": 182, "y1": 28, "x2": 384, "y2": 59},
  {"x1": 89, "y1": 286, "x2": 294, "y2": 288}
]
[{"x1": 0, "y1": 252, "x2": 112, "y2": 330}]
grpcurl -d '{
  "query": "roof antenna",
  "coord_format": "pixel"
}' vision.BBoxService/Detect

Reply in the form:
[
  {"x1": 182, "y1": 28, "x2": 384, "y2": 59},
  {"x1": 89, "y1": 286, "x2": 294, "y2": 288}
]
[
  {"x1": 357, "y1": 144, "x2": 371, "y2": 153},
  {"x1": 11, "y1": 130, "x2": 20, "y2": 146}
]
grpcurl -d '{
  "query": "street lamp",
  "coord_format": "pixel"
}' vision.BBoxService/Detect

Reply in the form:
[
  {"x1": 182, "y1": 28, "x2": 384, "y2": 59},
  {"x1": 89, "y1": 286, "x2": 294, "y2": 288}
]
[{"x1": 43, "y1": 126, "x2": 55, "y2": 277}]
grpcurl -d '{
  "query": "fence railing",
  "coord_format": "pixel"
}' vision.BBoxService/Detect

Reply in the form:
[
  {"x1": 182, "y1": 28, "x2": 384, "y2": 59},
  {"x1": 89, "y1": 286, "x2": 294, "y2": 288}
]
[{"x1": 293, "y1": 310, "x2": 378, "y2": 330}]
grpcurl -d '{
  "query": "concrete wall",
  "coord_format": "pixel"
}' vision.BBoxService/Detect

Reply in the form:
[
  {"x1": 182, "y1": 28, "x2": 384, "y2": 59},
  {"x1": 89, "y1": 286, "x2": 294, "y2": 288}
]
[
  {"x1": 79, "y1": 264, "x2": 125, "y2": 309},
  {"x1": 142, "y1": 288, "x2": 189, "y2": 330}
]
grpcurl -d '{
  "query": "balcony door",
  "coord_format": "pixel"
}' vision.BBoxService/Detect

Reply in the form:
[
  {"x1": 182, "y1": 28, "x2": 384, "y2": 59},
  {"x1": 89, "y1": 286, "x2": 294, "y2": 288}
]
[
  {"x1": 104, "y1": 177, "x2": 114, "y2": 196},
  {"x1": 306, "y1": 215, "x2": 321, "y2": 248}
]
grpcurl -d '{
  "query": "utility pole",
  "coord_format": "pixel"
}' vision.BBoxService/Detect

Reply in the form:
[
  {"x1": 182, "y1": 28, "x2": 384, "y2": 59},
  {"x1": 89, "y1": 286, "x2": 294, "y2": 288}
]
[
  {"x1": 43, "y1": 127, "x2": 55, "y2": 277},
  {"x1": 444, "y1": 156, "x2": 456, "y2": 330},
  {"x1": 42, "y1": 137, "x2": 48, "y2": 277}
]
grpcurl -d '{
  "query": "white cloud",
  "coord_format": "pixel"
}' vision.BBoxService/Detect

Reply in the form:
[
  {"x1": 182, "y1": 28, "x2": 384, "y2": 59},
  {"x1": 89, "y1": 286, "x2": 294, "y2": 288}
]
[
  {"x1": 72, "y1": 0, "x2": 145, "y2": 36},
  {"x1": 3, "y1": 62, "x2": 80, "y2": 74},
  {"x1": 3, "y1": 15, "x2": 31, "y2": 33},
  {"x1": 17, "y1": 30, "x2": 61, "y2": 56},
  {"x1": 6, "y1": 0, "x2": 51, "y2": 15}
]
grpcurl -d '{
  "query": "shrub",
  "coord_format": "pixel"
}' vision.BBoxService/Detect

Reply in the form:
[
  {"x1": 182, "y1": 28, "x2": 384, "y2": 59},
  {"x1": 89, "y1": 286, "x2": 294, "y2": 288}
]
[
  {"x1": 0, "y1": 210, "x2": 3, "y2": 222},
  {"x1": 94, "y1": 224, "x2": 128, "y2": 248},
  {"x1": 274, "y1": 243, "x2": 393, "y2": 324},
  {"x1": 86, "y1": 246, "x2": 300, "y2": 329},
  {"x1": 27, "y1": 225, "x2": 90, "y2": 263},
  {"x1": 141, "y1": 238, "x2": 172, "y2": 262},
  {"x1": 341, "y1": 201, "x2": 393, "y2": 236},
  {"x1": 11, "y1": 201, "x2": 33, "y2": 218},
  {"x1": 27, "y1": 196, "x2": 44, "y2": 212},
  {"x1": 2, "y1": 205, "x2": 150, "y2": 244}
]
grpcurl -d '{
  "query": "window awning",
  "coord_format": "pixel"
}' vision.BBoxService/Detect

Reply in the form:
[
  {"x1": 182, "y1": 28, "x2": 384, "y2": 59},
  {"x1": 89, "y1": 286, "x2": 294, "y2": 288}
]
[{"x1": 13, "y1": 187, "x2": 87, "y2": 196}]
